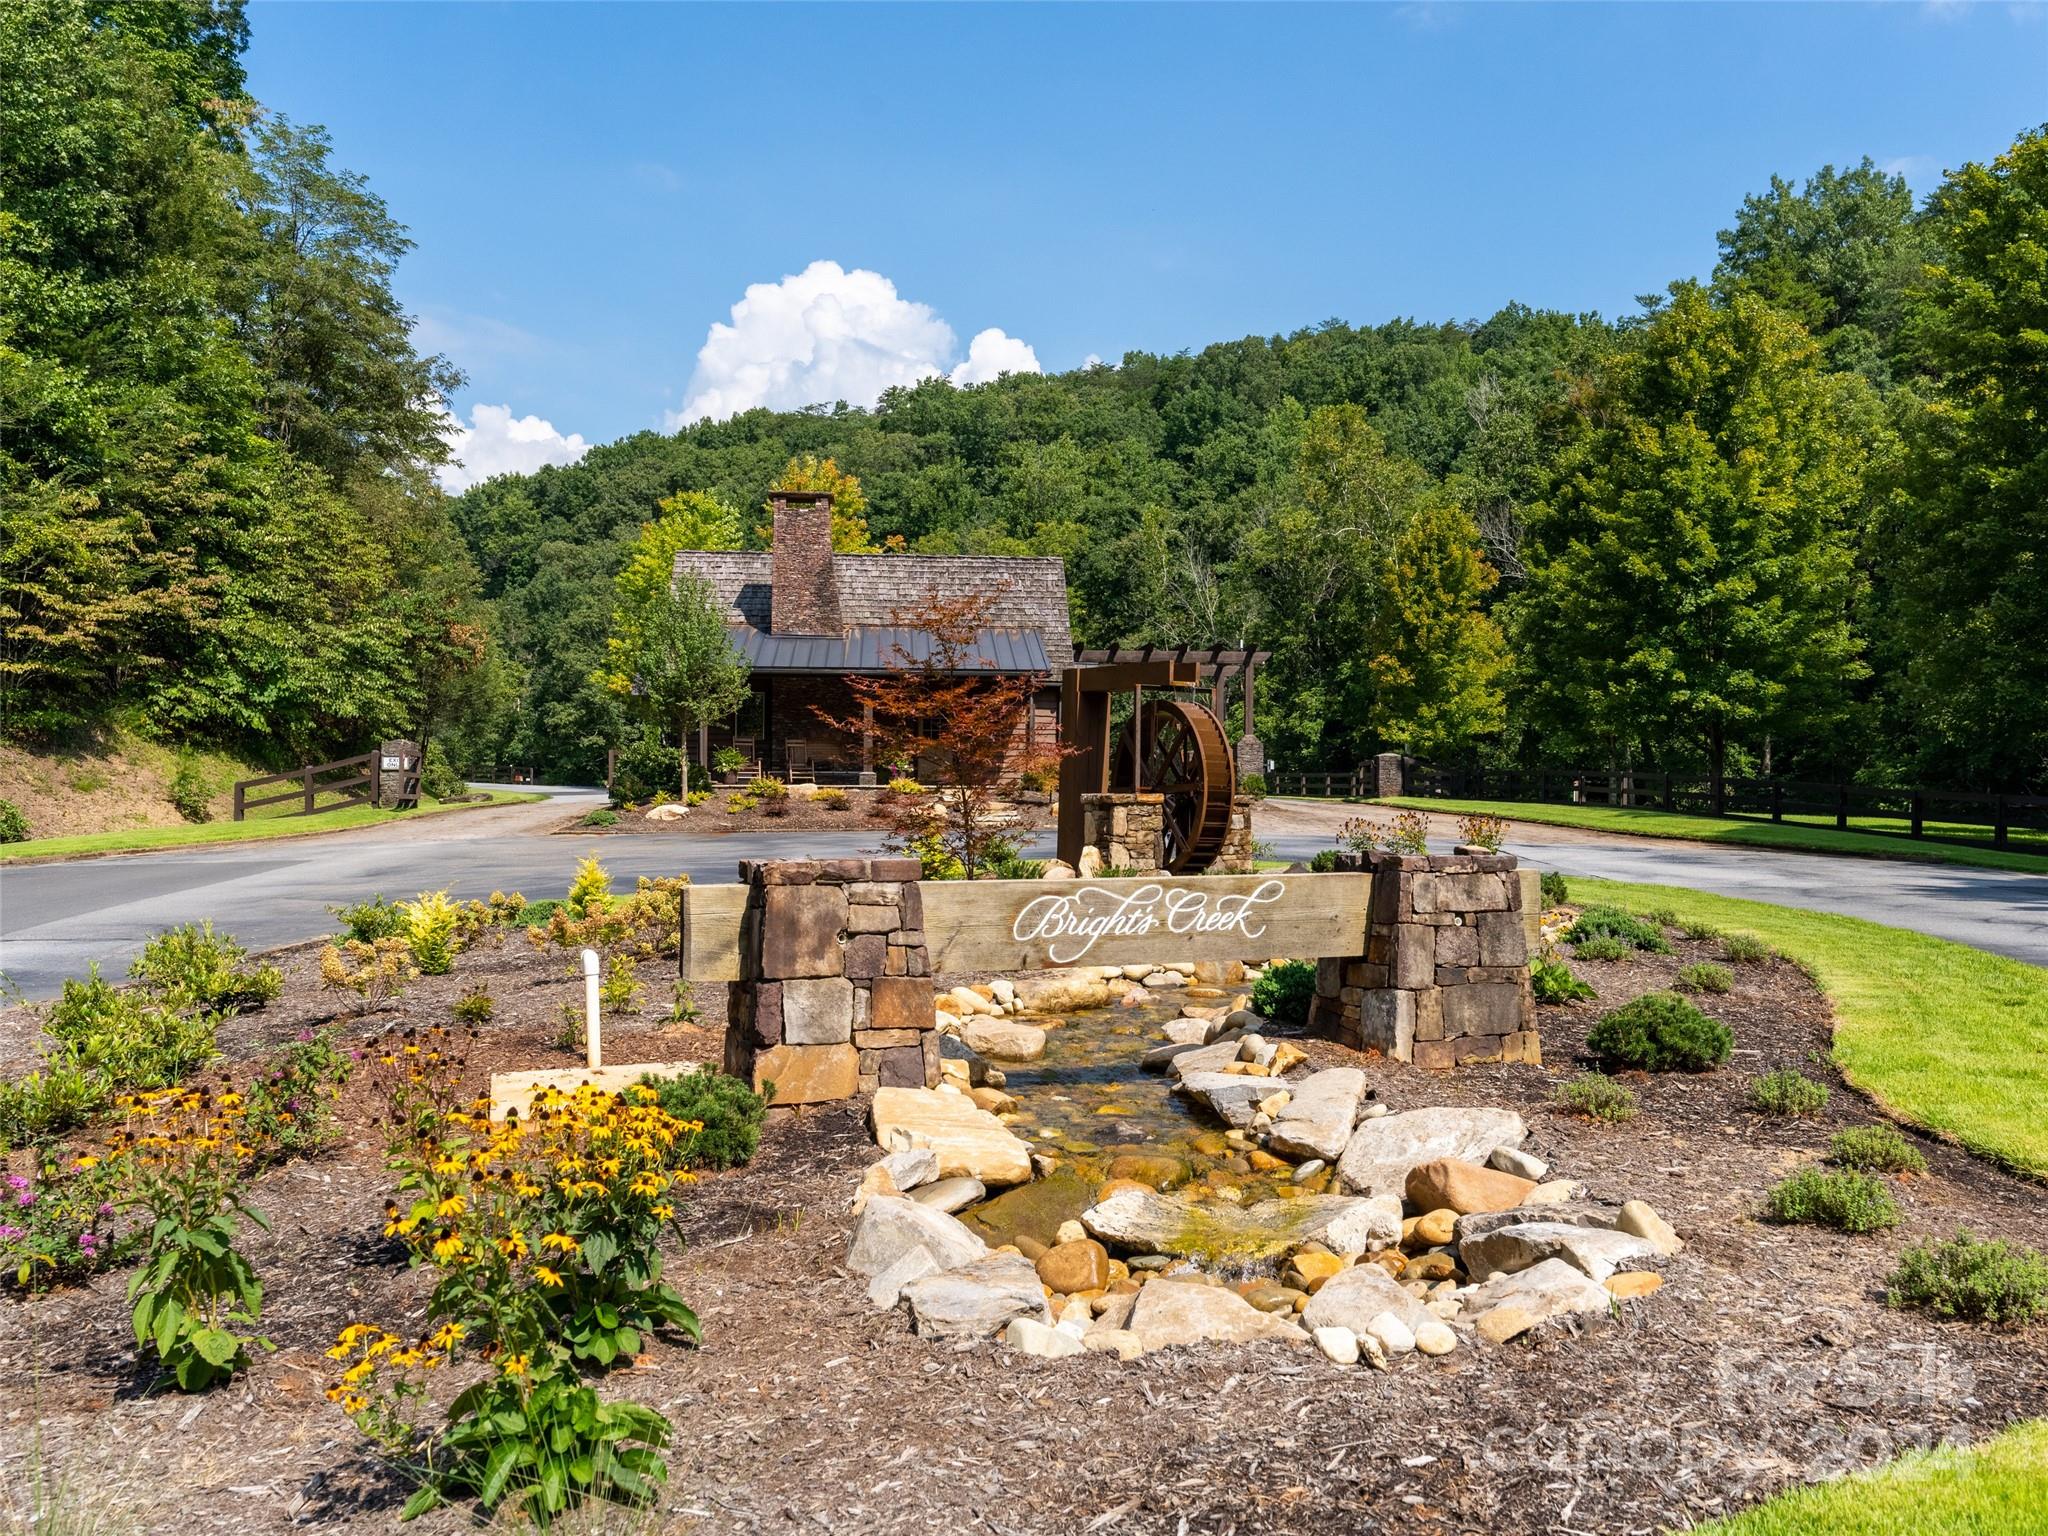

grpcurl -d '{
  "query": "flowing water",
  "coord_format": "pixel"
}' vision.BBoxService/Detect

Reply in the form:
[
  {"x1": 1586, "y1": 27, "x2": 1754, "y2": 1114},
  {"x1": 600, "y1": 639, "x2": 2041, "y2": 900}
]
[{"x1": 956, "y1": 995, "x2": 1336, "y2": 1257}]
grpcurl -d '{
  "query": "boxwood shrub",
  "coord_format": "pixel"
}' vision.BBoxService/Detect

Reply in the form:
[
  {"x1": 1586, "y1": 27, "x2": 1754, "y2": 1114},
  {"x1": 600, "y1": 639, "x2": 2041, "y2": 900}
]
[{"x1": 1585, "y1": 990, "x2": 1732, "y2": 1072}]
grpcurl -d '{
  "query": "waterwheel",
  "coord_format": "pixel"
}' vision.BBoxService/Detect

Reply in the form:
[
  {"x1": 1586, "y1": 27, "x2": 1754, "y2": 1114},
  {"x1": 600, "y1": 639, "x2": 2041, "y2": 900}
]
[{"x1": 1110, "y1": 698, "x2": 1238, "y2": 872}]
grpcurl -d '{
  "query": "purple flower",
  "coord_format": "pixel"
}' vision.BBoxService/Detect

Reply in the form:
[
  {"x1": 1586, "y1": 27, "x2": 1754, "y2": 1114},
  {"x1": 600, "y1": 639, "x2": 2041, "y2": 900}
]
[
  {"x1": 97, "y1": 1202, "x2": 115, "y2": 1217},
  {"x1": 78, "y1": 1232, "x2": 99, "y2": 1252},
  {"x1": 13, "y1": 1190, "x2": 31, "y2": 1208},
  {"x1": 5, "y1": 1175, "x2": 26, "y2": 1191},
  {"x1": 297, "y1": 1029, "x2": 313, "y2": 1042},
  {"x1": 0, "y1": 1224, "x2": 23, "y2": 1242}
]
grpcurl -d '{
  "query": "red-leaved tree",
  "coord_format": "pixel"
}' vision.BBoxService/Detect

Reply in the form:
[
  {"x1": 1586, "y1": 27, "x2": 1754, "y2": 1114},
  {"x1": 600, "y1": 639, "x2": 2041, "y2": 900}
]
[{"x1": 817, "y1": 586, "x2": 1062, "y2": 878}]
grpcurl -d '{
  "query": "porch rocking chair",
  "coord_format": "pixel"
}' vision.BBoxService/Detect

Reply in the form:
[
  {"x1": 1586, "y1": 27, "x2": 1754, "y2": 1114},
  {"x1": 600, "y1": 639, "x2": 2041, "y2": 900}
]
[
  {"x1": 784, "y1": 740, "x2": 818, "y2": 785},
  {"x1": 730, "y1": 736, "x2": 761, "y2": 782}
]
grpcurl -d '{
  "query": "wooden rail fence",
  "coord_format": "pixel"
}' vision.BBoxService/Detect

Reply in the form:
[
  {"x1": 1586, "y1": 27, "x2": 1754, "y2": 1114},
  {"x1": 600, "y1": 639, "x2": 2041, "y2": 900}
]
[{"x1": 231, "y1": 751, "x2": 377, "y2": 821}]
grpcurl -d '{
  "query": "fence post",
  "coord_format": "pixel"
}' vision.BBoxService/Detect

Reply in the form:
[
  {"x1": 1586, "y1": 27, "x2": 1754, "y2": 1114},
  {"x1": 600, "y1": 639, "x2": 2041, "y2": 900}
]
[
  {"x1": 1994, "y1": 795, "x2": 2009, "y2": 849},
  {"x1": 303, "y1": 767, "x2": 315, "y2": 817},
  {"x1": 1711, "y1": 773, "x2": 1726, "y2": 817},
  {"x1": 1835, "y1": 783, "x2": 1848, "y2": 831},
  {"x1": 1770, "y1": 782, "x2": 1783, "y2": 823},
  {"x1": 233, "y1": 782, "x2": 245, "y2": 822},
  {"x1": 1910, "y1": 793, "x2": 1925, "y2": 839}
]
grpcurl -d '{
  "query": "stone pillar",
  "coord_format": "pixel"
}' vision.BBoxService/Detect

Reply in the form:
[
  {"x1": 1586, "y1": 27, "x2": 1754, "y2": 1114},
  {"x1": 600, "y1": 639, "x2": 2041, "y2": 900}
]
[
  {"x1": 1372, "y1": 752, "x2": 1407, "y2": 799},
  {"x1": 1213, "y1": 793, "x2": 1258, "y2": 873},
  {"x1": 1079, "y1": 792, "x2": 1165, "y2": 872},
  {"x1": 377, "y1": 740, "x2": 421, "y2": 809},
  {"x1": 722, "y1": 857, "x2": 938, "y2": 1104},
  {"x1": 1309, "y1": 851, "x2": 1539, "y2": 1069}
]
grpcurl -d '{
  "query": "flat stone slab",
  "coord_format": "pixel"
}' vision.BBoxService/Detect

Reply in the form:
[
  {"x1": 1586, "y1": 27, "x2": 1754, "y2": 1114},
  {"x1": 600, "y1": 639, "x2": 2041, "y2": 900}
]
[
  {"x1": 1460, "y1": 1220, "x2": 1663, "y2": 1283},
  {"x1": 960, "y1": 1016, "x2": 1048, "y2": 1061},
  {"x1": 1167, "y1": 1038, "x2": 1247, "y2": 1082},
  {"x1": 489, "y1": 1061, "x2": 698, "y2": 1120},
  {"x1": 872, "y1": 1086, "x2": 1033, "y2": 1186},
  {"x1": 1125, "y1": 1279, "x2": 1307, "y2": 1351},
  {"x1": 1080, "y1": 1189, "x2": 1392, "y2": 1262},
  {"x1": 900, "y1": 1252, "x2": 1050, "y2": 1340},
  {"x1": 1267, "y1": 1068, "x2": 1369, "y2": 1163},
  {"x1": 909, "y1": 1176, "x2": 986, "y2": 1214},
  {"x1": 1299, "y1": 1263, "x2": 1433, "y2": 1337},
  {"x1": 1335, "y1": 1106, "x2": 1528, "y2": 1197},
  {"x1": 1172, "y1": 1071, "x2": 1279, "y2": 1129},
  {"x1": 1460, "y1": 1256, "x2": 1613, "y2": 1342}
]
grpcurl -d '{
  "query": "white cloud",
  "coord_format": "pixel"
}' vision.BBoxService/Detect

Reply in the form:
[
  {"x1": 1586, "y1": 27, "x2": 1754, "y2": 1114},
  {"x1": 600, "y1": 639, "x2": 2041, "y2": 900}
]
[
  {"x1": 948, "y1": 328, "x2": 1041, "y2": 387},
  {"x1": 437, "y1": 403, "x2": 590, "y2": 493},
  {"x1": 667, "y1": 259, "x2": 1041, "y2": 427}
]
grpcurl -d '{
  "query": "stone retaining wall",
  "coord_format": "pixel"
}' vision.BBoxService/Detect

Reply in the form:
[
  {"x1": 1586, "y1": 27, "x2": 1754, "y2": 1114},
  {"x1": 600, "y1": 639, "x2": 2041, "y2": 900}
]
[
  {"x1": 1079, "y1": 792, "x2": 1165, "y2": 870},
  {"x1": 1308, "y1": 852, "x2": 1541, "y2": 1069},
  {"x1": 722, "y1": 857, "x2": 940, "y2": 1104}
]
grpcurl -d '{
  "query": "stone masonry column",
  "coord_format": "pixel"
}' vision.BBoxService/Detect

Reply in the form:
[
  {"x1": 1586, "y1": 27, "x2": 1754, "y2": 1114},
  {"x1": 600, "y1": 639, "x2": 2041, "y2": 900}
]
[{"x1": 723, "y1": 857, "x2": 939, "y2": 1104}]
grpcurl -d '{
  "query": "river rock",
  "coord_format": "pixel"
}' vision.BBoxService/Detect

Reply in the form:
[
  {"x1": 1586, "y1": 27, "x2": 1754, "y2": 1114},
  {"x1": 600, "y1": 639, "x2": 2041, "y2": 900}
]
[
  {"x1": 1300, "y1": 1262, "x2": 1432, "y2": 1337},
  {"x1": 1082, "y1": 1190, "x2": 1396, "y2": 1262},
  {"x1": 1104, "y1": 1153, "x2": 1189, "y2": 1190},
  {"x1": 938, "y1": 1033, "x2": 994, "y2": 1088},
  {"x1": 1323, "y1": 1194, "x2": 1403, "y2": 1255},
  {"x1": 1453, "y1": 1201, "x2": 1614, "y2": 1246},
  {"x1": 1174, "y1": 1071, "x2": 1275, "y2": 1129},
  {"x1": 1266, "y1": 1068, "x2": 1369, "y2": 1163},
  {"x1": 1168, "y1": 1039, "x2": 1248, "y2": 1081},
  {"x1": 1005, "y1": 1316, "x2": 1085, "y2": 1359},
  {"x1": 1462, "y1": 1256, "x2": 1613, "y2": 1342},
  {"x1": 1336, "y1": 1107, "x2": 1529, "y2": 1197},
  {"x1": 1140, "y1": 1042, "x2": 1199, "y2": 1072},
  {"x1": 1284, "y1": 1249, "x2": 1348, "y2": 1293},
  {"x1": 1414, "y1": 1318, "x2": 1458, "y2": 1355},
  {"x1": 1163, "y1": 1018, "x2": 1212, "y2": 1046},
  {"x1": 1125, "y1": 1278, "x2": 1307, "y2": 1350},
  {"x1": 1083, "y1": 1328, "x2": 1146, "y2": 1360},
  {"x1": 847, "y1": 1195, "x2": 987, "y2": 1290},
  {"x1": 1404, "y1": 1158, "x2": 1536, "y2": 1215},
  {"x1": 872, "y1": 1087, "x2": 1032, "y2": 1186},
  {"x1": 910, "y1": 1176, "x2": 986, "y2": 1214},
  {"x1": 960, "y1": 1166, "x2": 1096, "y2": 1250},
  {"x1": 961, "y1": 1017, "x2": 1047, "y2": 1062},
  {"x1": 1616, "y1": 1199, "x2": 1685, "y2": 1256},
  {"x1": 1313, "y1": 1325, "x2": 1359, "y2": 1365},
  {"x1": 1361, "y1": 1311, "x2": 1415, "y2": 1356},
  {"x1": 901, "y1": 1253, "x2": 1052, "y2": 1340},
  {"x1": 879, "y1": 1148, "x2": 940, "y2": 1191},
  {"x1": 1011, "y1": 971, "x2": 1113, "y2": 1012},
  {"x1": 1461, "y1": 1221, "x2": 1662, "y2": 1283},
  {"x1": 1523, "y1": 1179, "x2": 1585, "y2": 1205},
  {"x1": 1606, "y1": 1271, "x2": 1665, "y2": 1299},
  {"x1": 1488, "y1": 1146, "x2": 1549, "y2": 1181}
]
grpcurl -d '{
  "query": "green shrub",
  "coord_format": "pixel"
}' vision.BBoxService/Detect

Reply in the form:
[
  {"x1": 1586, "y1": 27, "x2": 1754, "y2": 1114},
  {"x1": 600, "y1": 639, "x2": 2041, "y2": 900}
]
[
  {"x1": 1764, "y1": 1167, "x2": 1900, "y2": 1233},
  {"x1": 1572, "y1": 934, "x2": 1631, "y2": 962},
  {"x1": 453, "y1": 985, "x2": 495, "y2": 1026},
  {"x1": 0, "y1": 1063, "x2": 109, "y2": 1153},
  {"x1": 420, "y1": 743, "x2": 466, "y2": 801},
  {"x1": 711, "y1": 746, "x2": 745, "y2": 777},
  {"x1": 1585, "y1": 990, "x2": 1732, "y2": 1072},
  {"x1": 130, "y1": 922, "x2": 280, "y2": 1012},
  {"x1": 1308, "y1": 849, "x2": 1341, "y2": 873},
  {"x1": 1564, "y1": 905, "x2": 1671, "y2": 953},
  {"x1": 1678, "y1": 917, "x2": 1721, "y2": 941},
  {"x1": 1675, "y1": 961, "x2": 1732, "y2": 995},
  {"x1": 640, "y1": 1070, "x2": 769, "y2": 1169},
  {"x1": 168, "y1": 753, "x2": 213, "y2": 823},
  {"x1": 814, "y1": 787, "x2": 849, "y2": 810},
  {"x1": 1829, "y1": 1123, "x2": 1927, "y2": 1174},
  {"x1": 1240, "y1": 772, "x2": 1268, "y2": 799},
  {"x1": 1250, "y1": 960, "x2": 1316, "y2": 1028},
  {"x1": 1643, "y1": 906, "x2": 1678, "y2": 927},
  {"x1": 0, "y1": 799, "x2": 28, "y2": 843},
  {"x1": 581, "y1": 807, "x2": 620, "y2": 827},
  {"x1": 611, "y1": 734, "x2": 682, "y2": 805},
  {"x1": 399, "y1": 890, "x2": 461, "y2": 975},
  {"x1": 1530, "y1": 955, "x2": 1595, "y2": 1004},
  {"x1": 986, "y1": 852, "x2": 1046, "y2": 880},
  {"x1": 1552, "y1": 1071, "x2": 1638, "y2": 1123},
  {"x1": 332, "y1": 895, "x2": 406, "y2": 943},
  {"x1": 520, "y1": 898, "x2": 564, "y2": 928},
  {"x1": 1538, "y1": 869, "x2": 1568, "y2": 908},
  {"x1": 241, "y1": 1029, "x2": 353, "y2": 1158},
  {"x1": 1885, "y1": 1231, "x2": 2048, "y2": 1325},
  {"x1": 46, "y1": 967, "x2": 219, "y2": 1089},
  {"x1": 1722, "y1": 932, "x2": 1772, "y2": 964},
  {"x1": 905, "y1": 830, "x2": 964, "y2": 880},
  {"x1": 1748, "y1": 1068, "x2": 1830, "y2": 1116}
]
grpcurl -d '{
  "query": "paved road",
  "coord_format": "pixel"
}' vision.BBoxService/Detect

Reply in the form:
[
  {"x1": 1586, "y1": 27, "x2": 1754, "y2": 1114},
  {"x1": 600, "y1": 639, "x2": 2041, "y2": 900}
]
[{"x1": 3, "y1": 790, "x2": 2042, "y2": 1001}]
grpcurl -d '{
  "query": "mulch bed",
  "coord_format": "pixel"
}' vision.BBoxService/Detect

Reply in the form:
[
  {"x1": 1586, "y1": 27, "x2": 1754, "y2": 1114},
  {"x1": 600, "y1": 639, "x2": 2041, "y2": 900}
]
[
  {"x1": 3, "y1": 928, "x2": 2044, "y2": 1534},
  {"x1": 576, "y1": 787, "x2": 1058, "y2": 837}
]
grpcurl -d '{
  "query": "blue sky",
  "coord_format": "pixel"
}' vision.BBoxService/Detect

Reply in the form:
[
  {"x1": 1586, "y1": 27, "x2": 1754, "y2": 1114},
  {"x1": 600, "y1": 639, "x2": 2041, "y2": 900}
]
[{"x1": 245, "y1": 2, "x2": 2046, "y2": 488}]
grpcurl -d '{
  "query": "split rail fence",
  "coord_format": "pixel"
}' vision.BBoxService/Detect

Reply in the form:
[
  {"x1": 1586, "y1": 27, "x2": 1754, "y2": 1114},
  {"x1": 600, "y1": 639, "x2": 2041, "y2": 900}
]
[{"x1": 231, "y1": 751, "x2": 377, "y2": 821}]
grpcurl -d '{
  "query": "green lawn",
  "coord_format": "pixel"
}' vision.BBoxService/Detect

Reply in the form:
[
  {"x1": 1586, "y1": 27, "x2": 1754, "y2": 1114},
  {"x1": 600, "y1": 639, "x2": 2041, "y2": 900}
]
[
  {"x1": 1697, "y1": 1419, "x2": 2048, "y2": 1535},
  {"x1": 1567, "y1": 876, "x2": 2048, "y2": 1178},
  {"x1": 1377, "y1": 796, "x2": 2048, "y2": 875},
  {"x1": 0, "y1": 791, "x2": 544, "y2": 861}
]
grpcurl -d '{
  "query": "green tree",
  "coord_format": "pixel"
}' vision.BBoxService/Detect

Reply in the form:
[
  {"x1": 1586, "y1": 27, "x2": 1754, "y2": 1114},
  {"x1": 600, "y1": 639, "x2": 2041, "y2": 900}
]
[
  {"x1": 1514, "y1": 283, "x2": 1870, "y2": 782},
  {"x1": 595, "y1": 492, "x2": 742, "y2": 696},
  {"x1": 1368, "y1": 491, "x2": 1508, "y2": 759},
  {"x1": 766, "y1": 455, "x2": 876, "y2": 551},
  {"x1": 1880, "y1": 128, "x2": 2048, "y2": 786},
  {"x1": 629, "y1": 575, "x2": 751, "y2": 799}
]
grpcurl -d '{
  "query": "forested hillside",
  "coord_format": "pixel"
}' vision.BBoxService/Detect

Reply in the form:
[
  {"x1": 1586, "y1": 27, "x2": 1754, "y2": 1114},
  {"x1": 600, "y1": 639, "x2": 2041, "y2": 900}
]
[
  {"x1": 3, "y1": 4, "x2": 2040, "y2": 801},
  {"x1": 0, "y1": 0, "x2": 500, "y2": 774},
  {"x1": 455, "y1": 127, "x2": 2046, "y2": 791}
]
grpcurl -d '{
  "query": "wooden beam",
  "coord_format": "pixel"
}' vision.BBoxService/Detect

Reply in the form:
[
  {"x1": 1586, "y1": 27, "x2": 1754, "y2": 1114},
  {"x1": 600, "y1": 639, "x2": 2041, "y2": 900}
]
[{"x1": 1072, "y1": 660, "x2": 1199, "y2": 691}]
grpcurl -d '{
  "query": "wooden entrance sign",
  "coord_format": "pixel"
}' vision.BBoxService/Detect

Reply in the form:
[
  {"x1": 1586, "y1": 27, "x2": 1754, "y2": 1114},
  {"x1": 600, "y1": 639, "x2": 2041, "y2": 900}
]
[{"x1": 678, "y1": 871, "x2": 1371, "y2": 985}]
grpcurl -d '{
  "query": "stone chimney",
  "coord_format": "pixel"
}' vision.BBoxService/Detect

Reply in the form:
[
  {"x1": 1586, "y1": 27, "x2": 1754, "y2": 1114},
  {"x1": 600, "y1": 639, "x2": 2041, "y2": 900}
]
[{"x1": 768, "y1": 491, "x2": 842, "y2": 635}]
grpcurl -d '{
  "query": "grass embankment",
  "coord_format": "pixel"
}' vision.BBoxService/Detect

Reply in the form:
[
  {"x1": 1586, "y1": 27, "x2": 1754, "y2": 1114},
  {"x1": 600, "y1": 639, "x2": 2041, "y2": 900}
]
[
  {"x1": 0, "y1": 791, "x2": 545, "y2": 862},
  {"x1": 1570, "y1": 876, "x2": 2048, "y2": 1179},
  {"x1": 1697, "y1": 1419, "x2": 2048, "y2": 1535},
  {"x1": 1377, "y1": 796, "x2": 2048, "y2": 875}
]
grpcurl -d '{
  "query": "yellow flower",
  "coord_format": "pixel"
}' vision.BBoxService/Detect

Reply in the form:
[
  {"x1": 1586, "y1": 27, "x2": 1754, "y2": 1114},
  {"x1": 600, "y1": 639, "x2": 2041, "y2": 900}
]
[
  {"x1": 534, "y1": 1265, "x2": 563, "y2": 1288},
  {"x1": 435, "y1": 1195, "x2": 466, "y2": 1219},
  {"x1": 73, "y1": 1154, "x2": 99, "y2": 1169},
  {"x1": 431, "y1": 1232, "x2": 466, "y2": 1262},
  {"x1": 342, "y1": 1360, "x2": 375, "y2": 1385},
  {"x1": 540, "y1": 1232, "x2": 579, "y2": 1255},
  {"x1": 497, "y1": 1230, "x2": 530, "y2": 1259},
  {"x1": 650, "y1": 1203, "x2": 674, "y2": 1220},
  {"x1": 428, "y1": 1322, "x2": 467, "y2": 1350},
  {"x1": 500, "y1": 1354, "x2": 529, "y2": 1377}
]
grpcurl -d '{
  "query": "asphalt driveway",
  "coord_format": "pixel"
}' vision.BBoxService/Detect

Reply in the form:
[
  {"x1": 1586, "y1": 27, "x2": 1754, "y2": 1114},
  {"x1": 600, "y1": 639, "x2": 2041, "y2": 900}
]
[{"x1": 2, "y1": 791, "x2": 2043, "y2": 1001}]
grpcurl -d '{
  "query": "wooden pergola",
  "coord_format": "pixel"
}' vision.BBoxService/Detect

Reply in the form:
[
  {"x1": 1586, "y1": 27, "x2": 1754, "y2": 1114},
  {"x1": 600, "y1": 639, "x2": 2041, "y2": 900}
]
[{"x1": 1075, "y1": 647, "x2": 1272, "y2": 743}]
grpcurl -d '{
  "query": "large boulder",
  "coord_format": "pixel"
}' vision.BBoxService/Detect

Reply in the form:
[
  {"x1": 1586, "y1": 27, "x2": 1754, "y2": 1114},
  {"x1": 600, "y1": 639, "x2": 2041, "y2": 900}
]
[
  {"x1": 1299, "y1": 1263, "x2": 1432, "y2": 1337},
  {"x1": 1125, "y1": 1278, "x2": 1307, "y2": 1350},
  {"x1": 960, "y1": 1016, "x2": 1048, "y2": 1062},
  {"x1": 900, "y1": 1253, "x2": 1051, "y2": 1340},
  {"x1": 1460, "y1": 1221, "x2": 1663, "y2": 1283},
  {"x1": 1011, "y1": 971, "x2": 1113, "y2": 1013},
  {"x1": 1460, "y1": 1256, "x2": 1613, "y2": 1343},
  {"x1": 1266, "y1": 1069, "x2": 1369, "y2": 1162},
  {"x1": 1166, "y1": 1038, "x2": 1248, "y2": 1082},
  {"x1": 871, "y1": 1087, "x2": 1033, "y2": 1186},
  {"x1": 1403, "y1": 1158, "x2": 1536, "y2": 1215},
  {"x1": 1081, "y1": 1190, "x2": 1388, "y2": 1263},
  {"x1": 1036, "y1": 1238, "x2": 1110, "y2": 1294},
  {"x1": 1172, "y1": 1072, "x2": 1281, "y2": 1129},
  {"x1": 846, "y1": 1195, "x2": 988, "y2": 1307},
  {"x1": 1336, "y1": 1107, "x2": 1528, "y2": 1197}
]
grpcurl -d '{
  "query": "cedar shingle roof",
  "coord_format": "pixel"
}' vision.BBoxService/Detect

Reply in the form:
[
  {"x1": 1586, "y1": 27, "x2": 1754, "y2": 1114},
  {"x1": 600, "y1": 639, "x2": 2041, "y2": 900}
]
[{"x1": 671, "y1": 551, "x2": 1073, "y2": 671}]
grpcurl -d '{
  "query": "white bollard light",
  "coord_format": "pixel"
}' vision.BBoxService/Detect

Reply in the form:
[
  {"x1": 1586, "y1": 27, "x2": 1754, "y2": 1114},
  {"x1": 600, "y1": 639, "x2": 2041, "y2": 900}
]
[{"x1": 582, "y1": 947, "x2": 602, "y2": 1070}]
